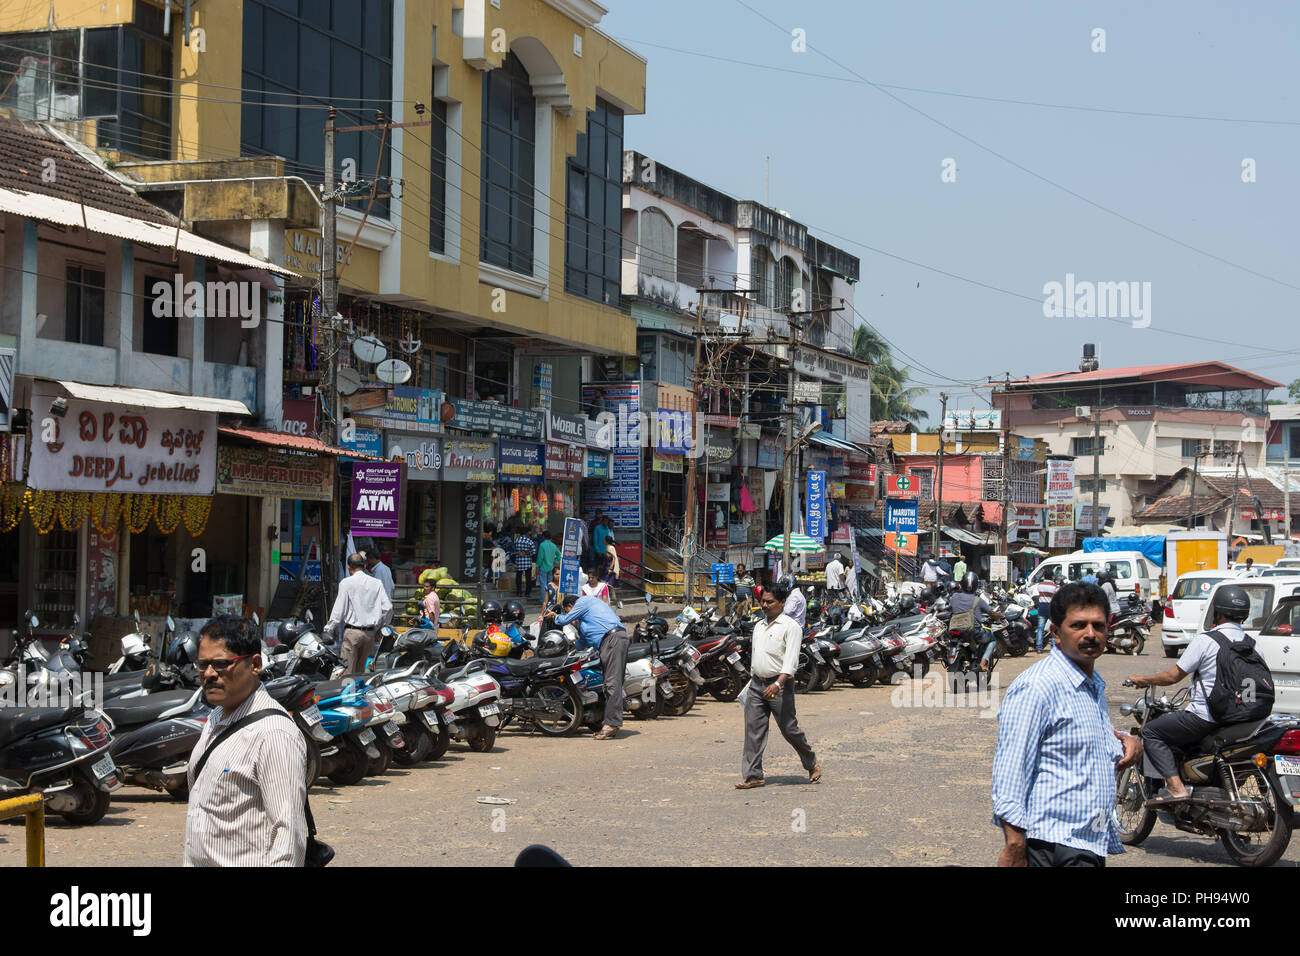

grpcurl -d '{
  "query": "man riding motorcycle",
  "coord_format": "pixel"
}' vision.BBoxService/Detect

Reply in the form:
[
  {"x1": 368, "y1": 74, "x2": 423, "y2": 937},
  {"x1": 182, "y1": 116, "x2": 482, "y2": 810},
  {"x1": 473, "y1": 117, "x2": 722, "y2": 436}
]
[
  {"x1": 1097, "y1": 568, "x2": 1122, "y2": 625},
  {"x1": 1125, "y1": 584, "x2": 1258, "y2": 805},
  {"x1": 950, "y1": 571, "x2": 1004, "y2": 671}
]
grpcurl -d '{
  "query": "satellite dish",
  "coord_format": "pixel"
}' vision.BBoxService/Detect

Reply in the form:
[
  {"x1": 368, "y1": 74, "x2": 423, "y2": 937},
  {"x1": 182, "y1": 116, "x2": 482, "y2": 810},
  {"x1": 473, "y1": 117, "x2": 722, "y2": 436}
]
[
  {"x1": 376, "y1": 358, "x2": 412, "y2": 385},
  {"x1": 337, "y1": 367, "x2": 362, "y2": 396},
  {"x1": 352, "y1": 335, "x2": 387, "y2": 364}
]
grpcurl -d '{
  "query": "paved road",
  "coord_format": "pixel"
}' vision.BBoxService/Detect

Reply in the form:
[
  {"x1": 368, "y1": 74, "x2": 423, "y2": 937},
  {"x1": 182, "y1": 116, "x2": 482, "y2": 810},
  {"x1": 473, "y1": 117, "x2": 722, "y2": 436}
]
[{"x1": 4, "y1": 636, "x2": 1297, "y2": 867}]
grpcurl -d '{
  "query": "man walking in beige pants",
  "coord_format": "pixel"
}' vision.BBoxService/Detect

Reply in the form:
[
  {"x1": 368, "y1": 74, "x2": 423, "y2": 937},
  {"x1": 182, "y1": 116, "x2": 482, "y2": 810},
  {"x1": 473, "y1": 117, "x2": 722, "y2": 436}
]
[
  {"x1": 325, "y1": 553, "x2": 392, "y2": 673},
  {"x1": 737, "y1": 581, "x2": 821, "y2": 789}
]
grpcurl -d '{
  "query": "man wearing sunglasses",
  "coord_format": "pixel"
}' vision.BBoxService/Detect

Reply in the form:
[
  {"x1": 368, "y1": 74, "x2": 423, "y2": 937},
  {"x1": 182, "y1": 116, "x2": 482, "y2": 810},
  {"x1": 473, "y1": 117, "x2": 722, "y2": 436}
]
[{"x1": 184, "y1": 615, "x2": 307, "y2": 866}]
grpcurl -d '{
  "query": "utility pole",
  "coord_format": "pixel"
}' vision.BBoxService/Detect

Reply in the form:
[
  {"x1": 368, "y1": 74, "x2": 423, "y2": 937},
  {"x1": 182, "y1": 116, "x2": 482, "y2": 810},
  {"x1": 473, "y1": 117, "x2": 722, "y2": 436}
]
[
  {"x1": 933, "y1": 392, "x2": 948, "y2": 557},
  {"x1": 782, "y1": 314, "x2": 798, "y2": 582},
  {"x1": 321, "y1": 106, "x2": 341, "y2": 614},
  {"x1": 1187, "y1": 450, "x2": 1204, "y2": 529},
  {"x1": 999, "y1": 373, "x2": 1011, "y2": 555},
  {"x1": 683, "y1": 295, "x2": 707, "y2": 604},
  {"x1": 1228, "y1": 448, "x2": 1243, "y2": 543},
  {"x1": 1285, "y1": 454, "x2": 1292, "y2": 545},
  {"x1": 1091, "y1": 401, "x2": 1101, "y2": 537}
]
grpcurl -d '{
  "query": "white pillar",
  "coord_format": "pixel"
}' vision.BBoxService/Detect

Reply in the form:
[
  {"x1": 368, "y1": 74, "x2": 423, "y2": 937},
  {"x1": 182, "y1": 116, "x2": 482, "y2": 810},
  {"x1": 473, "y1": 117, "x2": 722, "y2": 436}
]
[
  {"x1": 14, "y1": 218, "x2": 38, "y2": 370},
  {"x1": 249, "y1": 220, "x2": 284, "y2": 427},
  {"x1": 190, "y1": 256, "x2": 206, "y2": 395},
  {"x1": 112, "y1": 239, "x2": 134, "y2": 384}
]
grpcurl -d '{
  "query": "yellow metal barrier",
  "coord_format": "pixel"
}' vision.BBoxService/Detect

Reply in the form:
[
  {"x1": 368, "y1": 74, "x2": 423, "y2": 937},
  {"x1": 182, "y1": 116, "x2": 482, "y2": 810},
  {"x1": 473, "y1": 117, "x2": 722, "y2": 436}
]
[{"x1": 0, "y1": 794, "x2": 45, "y2": 867}]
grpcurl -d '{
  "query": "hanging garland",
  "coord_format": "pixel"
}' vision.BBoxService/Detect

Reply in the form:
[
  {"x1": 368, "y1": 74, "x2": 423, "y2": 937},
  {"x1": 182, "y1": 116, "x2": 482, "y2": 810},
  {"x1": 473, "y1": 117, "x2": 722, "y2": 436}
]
[
  {"x1": 125, "y1": 493, "x2": 156, "y2": 534},
  {"x1": 28, "y1": 489, "x2": 57, "y2": 533},
  {"x1": 183, "y1": 495, "x2": 212, "y2": 536},
  {"x1": 57, "y1": 491, "x2": 90, "y2": 532},
  {"x1": 154, "y1": 494, "x2": 183, "y2": 534},
  {"x1": 0, "y1": 483, "x2": 25, "y2": 532},
  {"x1": 90, "y1": 492, "x2": 123, "y2": 535}
]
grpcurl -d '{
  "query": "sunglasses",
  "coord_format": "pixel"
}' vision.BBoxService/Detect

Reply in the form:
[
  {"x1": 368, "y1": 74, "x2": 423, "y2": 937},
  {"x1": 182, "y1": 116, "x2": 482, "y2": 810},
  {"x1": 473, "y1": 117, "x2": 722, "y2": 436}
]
[{"x1": 196, "y1": 654, "x2": 255, "y2": 674}]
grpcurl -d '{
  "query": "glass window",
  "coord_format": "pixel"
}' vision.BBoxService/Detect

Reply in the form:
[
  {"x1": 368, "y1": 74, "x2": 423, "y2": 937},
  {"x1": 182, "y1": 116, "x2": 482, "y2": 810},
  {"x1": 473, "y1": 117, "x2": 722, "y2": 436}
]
[
  {"x1": 1072, "y1": 436, "x2": 1104, "y2": 457},
  {"x1": 479, "y1": 53, "x2": 535, "y2": 274},
  {"x1": 639, "y1": 209, "x2": 674, "y2": 282},
  {"x1": 300, "y1": 27, "x2": 330, "y2": 94},
  {"x1": 564, "y1": 99, "x2": 623, "y2": 304},
  {"x1": 429, "y1": 97, "x2": 447, "y2": 254},
  {"x1": 84, "y1": 29, "x2": 119, "y2": 117},
  {"x1": 1105, "y1": 561, "x2": 1133, "y2": 580},
  {"x1": 65, "y1": 265, "x2": 105, "y2": 346},
  {"x1": 142, "y1": 275, "x2": 179, "y2": 356},
  {"x1": 1171, "y1": 576, "x2": 1225, "y2": 600}
]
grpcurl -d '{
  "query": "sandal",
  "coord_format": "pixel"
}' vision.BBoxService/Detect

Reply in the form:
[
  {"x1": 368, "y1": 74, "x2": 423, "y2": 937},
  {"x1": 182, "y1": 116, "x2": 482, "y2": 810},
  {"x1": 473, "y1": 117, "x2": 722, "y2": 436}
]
[
  {"x1": 593, "y1": 727, "x2": 619, "y2": 740},
  {"x1": 1147, "y1": 786, "x2": 1193, "y2": 806},
  {"x1": 734, "y1": 778, "x2": 765, "y2": 789}
]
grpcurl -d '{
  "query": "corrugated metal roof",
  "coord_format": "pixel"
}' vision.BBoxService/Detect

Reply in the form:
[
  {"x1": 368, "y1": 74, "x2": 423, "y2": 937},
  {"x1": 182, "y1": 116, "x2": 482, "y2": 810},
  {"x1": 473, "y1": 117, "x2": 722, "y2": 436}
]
[
  {"x1": 0, "y1": 185, "x2": 298, "y2": 276},
  {"x1": 1009, "y1": 361, "x2": 1280, "y2": 391},
  {"x1": 55, "y1": 380, "x2": 252, "y2": 415}
]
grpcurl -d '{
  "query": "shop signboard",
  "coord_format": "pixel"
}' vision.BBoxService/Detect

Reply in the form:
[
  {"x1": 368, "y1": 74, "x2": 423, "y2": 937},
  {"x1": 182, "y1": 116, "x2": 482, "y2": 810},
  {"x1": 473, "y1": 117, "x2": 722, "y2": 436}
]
[
  {"x1": 943, "y1": 409, "x2": 1002, "y2": 432},
  {"x1": 885, "y1": 531, "x2": 917, "y2": 556},
  {"x1": 806, "y1": 470, "x2": 828, "y2": 539},
  {"x1": 830, "y1": 522, "x2": 852, "y2": 545},
  {"x1": 0, "y1": 347, "x2": 14, "y2": 432},
  {"x1": 584, "y1": 449, "x2": 610, "y2": 479},
  {"x1": 885, "y1": 497, "x2": 919, "y2": 534},
  {"x1": 582, "y1": 451, "x2": 641, "y2": 528},
  {"x1": 848, "y1": 460, "x2": 877, "y2": 484},
  {"x1": 757, "y1": 433, "x2": 780, "y2": 470},
  {"x1": 655, "y1": 407, "x2": 693, "y2": 454},
  {"x1": 584, "y1": 417, "x2": 613, "y2": 449},
  {"x1": 355, "y1": 386, "x2": 444, "y2": 434},
  {"x1": 442, "y1": 439, "x2": 497, "y2": 482},
  {"x1": 533, "y1": 362, "x2": 553, "y2": 411},
  {"x1": 545, "y1": 441, "x2": 584, "y2": 481},
  {"x1": 216, "y1": 445, "x2": 333, "y2": 501},
  {"x1": 728, "y1": 522, "x2": 747, "y2": 545},
  {"x1": 279, "y1": 397, "x2": 318, "y2": 438},
  {"x1": 1018, "y1": 437, "x2": 1036, "y2": 461},
  {"x1": 340, "y1": 427, "x2": 383, "y2": 461},
  {"x1": 546, "y1": 411, "x2": 587, "y2": 446},
  {"x1": 652, "y1": 450, "x2": 683, "y2": 474},
  {"x1": 499, "y1": 439, "x2": 545, "y2": 484},
  {"x1": 1075, "y1": 503, "x2": 1112, "y2": 531},
  {"x1": 989, "y1": 554, "x2": 1010, "y2": 583},
  {"x1": 350, "y1": 462, "x2": 402, "y2": 538},
  {"x1": 451, "y1": 398, "x2": 544, "y2": 440},
  {"x1": 581, "y1": 382, "x2": 640, "y2": 452},
  {"x1": 1045, "y1": 459, "x2": 1076, "y2": 545},
  {"x1": 28, "y1": 385, "x2": 217, "y2": 494},
  {"x1": 711, "y1": 563, "x2": 735, "y2": 584},
  {"x1": 560, "y1": 517, "x2": 584, "y2": 594},
  {"x1": 460, "y1": 486, "x2": 483, "y2": 584},
  {"x1": 706, "y1": 483, "x2": 730, "y2": 503},
  {"x1": 387, "y1": 434, "x2": 442, "y2": 480},
  {"x1": 886, "y1": 474, "x2": 919, "y2": 498},
  {"x1": 1012, "y1": 504, "x2": 1044, "y2": 531}
]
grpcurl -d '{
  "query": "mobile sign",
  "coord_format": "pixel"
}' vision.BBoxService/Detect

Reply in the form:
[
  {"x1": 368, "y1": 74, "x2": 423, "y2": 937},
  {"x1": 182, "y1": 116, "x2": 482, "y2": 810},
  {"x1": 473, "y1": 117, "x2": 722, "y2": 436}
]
[
  {"x1": 559, "y1": 517, "x2": 584, "y2": 597},
  {"x1": 884, "y1": 497, "x2": 919, "y2": 534},
  {"x1": 886, "y1": 474, "x2": 919, "y2": 498}
]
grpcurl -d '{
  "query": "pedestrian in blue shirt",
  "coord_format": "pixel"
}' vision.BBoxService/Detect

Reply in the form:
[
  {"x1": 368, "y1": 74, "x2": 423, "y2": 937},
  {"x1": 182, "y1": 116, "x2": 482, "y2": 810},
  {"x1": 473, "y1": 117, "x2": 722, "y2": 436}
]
[
  {"x1": 991, "y1": 582, "x2": 1141, "y2": 867},
  {"x1": 546, "y1": 593, "x2": 628, "y2": 740}
]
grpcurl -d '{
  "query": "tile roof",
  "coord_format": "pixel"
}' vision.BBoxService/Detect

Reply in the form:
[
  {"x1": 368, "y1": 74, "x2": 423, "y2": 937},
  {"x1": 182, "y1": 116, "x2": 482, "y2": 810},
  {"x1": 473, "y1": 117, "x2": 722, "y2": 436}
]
[
  {"x1": 218, "y1": 425, "x2": 381, "y2": 459},
  {"x1": 0, "y1": 118, "x2": 175, "y2": 225}
]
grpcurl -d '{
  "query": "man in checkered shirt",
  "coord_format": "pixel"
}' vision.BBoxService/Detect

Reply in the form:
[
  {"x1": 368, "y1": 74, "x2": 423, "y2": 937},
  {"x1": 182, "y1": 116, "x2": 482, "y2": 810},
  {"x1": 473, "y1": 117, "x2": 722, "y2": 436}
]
[
  {"x1": 511, "y1": 530, "x2": 537, "y2": 600},
  {"x1": 992, "y1": 581, "x2": 1142, "y2": 867}
]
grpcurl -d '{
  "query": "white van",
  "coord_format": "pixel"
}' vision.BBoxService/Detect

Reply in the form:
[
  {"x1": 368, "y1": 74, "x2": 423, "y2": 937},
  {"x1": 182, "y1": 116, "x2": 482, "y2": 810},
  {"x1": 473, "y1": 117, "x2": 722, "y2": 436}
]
[
  {"x1": 1162, "y1": 570, "x2": 1234, "y2": 657},
  {"x1": 1024, "y1": 550, "x2": 1160, "y2": 609},
  {"x1": 1198, "y1": 577, "x2": 1300, "y2": 716}
]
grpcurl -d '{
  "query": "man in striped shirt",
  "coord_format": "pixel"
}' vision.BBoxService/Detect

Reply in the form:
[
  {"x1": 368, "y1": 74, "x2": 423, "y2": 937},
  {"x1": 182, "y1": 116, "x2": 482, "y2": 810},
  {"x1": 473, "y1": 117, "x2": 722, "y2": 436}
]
[
  {"x1": 992, "y1": 582, "x2": 1141, "y2": 866},
  {"x1": 184, "y1": 615, "x2": 307, "y2": 867}
]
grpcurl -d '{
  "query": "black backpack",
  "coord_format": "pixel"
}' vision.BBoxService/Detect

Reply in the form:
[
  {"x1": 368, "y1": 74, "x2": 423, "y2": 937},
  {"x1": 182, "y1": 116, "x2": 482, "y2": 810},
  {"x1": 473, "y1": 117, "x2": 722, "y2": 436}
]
[{"x1": 1197, "y1": 627, "x2": 1275, "y2": 723}]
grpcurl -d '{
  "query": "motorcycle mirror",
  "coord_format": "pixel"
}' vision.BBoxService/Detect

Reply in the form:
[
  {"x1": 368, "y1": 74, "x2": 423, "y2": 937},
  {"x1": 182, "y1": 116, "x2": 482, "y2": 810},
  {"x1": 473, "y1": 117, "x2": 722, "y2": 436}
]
[
  {"x1": 28, "y1": 615, "x2": 39, "y2": 629},
  {"x1": 166, "y1": 615, "x2": 175, "y2": 632},
  {"x1": 306, "y1": 609, "x2": 314, "y2": 623},
  {"x1": 253, "y1": 612, "x2": 261, "y2": 627},
  {"x1": 134, "y1": 609, "x2": 141, "y2": 625},
  {"x1": 73, "y1": 613, "x2": 80, "y2": 627}
]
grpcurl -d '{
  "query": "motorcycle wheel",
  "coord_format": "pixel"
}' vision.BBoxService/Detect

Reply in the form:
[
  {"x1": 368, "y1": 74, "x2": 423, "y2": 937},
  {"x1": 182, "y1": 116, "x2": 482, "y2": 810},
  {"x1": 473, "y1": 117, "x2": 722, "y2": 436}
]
[
  {"x1": 910, "y1": 657, "x2": 931, "y2": 680},
  {"x1": 793, "y1": 664, "x2": 817, "y2": 694},
  {"x1": 426, "y1": 723, "x2": 451, "y2": 760},
  {"x1": 1219, "y1": 767, "x2": 1294, "y2": 867},
  {"x1": 392, "y1": 723, "x2": 433, "y2": 764},
  {"x1": 710, "y1": 669, "x2": 744, "y2": 702},
  {"x1": 467, "y1": 721, "x2": 497, "y2": 753},
  {"x1": 846, "y1": 660, "x2": 879, "y2": 687},
  {"x1": 1164, "y1": 647, "x2": 1179, "y2": 659},
  {"x1": 1131, "y1": 629, "x2": 1146, "y2": 656},
  {"x1": 302, "y1": 733, "x2": 321, "y2": 788},
  {"x1": 816, "y1": 661, "x2": 837, "y2": 691},
  {"x1": 532, "y1": 682, "x2": 584, "y2": 736},
  {"x1": 327, "y1": 737, "x2": 370, "y2": 786},
  {"x1": 59, "y1": 775, "x2": 111, "y2": 826},
  {"x1": 631, "y1": 690, "x2": 663, "y2": 719},
  {"x1": 367, "y1": 739, "x2": 393, "y2": 776},
  {"x1": 1114, "y1": 765, "x2": 1156, "y2": 846},
  {"x1": 1009, "y1": 634, "x2": 1030, "y2": 658},
  {"x1": 661, "y1": 671, "x2": 697, "y2": 717}
]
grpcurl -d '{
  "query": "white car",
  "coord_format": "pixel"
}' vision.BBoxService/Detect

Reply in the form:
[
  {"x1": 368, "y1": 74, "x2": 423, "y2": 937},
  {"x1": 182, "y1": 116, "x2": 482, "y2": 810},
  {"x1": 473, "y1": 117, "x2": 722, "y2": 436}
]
[
  {"x1": 1231, "y1": 562, "x2": 1273, "y2": 576},
  {"x1": 1162, "y1": 570, "x2": 1233, "y2": 658},
  {"x1": 1200, "y1": 577, "x2": 1300, "y2": 715}
]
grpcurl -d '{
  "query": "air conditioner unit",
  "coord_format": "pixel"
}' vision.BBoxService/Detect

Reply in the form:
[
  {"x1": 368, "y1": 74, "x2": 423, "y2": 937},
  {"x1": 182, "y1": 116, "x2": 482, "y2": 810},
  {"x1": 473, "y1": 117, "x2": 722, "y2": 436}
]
[{"x1": 1075, "y1": 406, "x2": 1091, "y2": 419}]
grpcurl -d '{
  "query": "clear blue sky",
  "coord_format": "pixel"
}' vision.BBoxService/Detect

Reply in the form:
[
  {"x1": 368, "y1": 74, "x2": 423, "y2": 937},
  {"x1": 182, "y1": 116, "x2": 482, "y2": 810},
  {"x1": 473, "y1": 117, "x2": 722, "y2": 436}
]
[{"x1": 600, "y1": 0, "x2": 1300, "y2": 421}]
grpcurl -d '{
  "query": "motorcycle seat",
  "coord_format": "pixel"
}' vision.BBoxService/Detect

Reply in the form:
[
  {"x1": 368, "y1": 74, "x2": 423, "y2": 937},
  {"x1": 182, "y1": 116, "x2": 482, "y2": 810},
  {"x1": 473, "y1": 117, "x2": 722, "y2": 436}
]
[
  {"x1": 626, "y1": 643, "x2": 654, "y2": 662},
  {"x1": 498, "y1": 657, "x2": 555, "y2": 675},
  {"x1": 1197, "y1": 719, "x2": 1269, "y2": 753},
  {"x1": 0, "y1": 705, "x2": 82, "y2": 749},
  {"x1": 102, "y1": 689, "x2": 198, "y2": 728}
]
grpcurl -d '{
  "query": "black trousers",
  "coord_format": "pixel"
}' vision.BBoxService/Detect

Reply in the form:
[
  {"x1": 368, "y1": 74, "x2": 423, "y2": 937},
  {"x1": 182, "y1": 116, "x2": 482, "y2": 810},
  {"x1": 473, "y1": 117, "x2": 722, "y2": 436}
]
[
  {"x1": 1141, "y1": 710, "x2": 1217, "y2": 781},
  {"x1": 1026, "y1": 839, "x2": 1105, "y2": 867},
  {"x1": 515, "y1": 568, "x2": 534, "y2": 597}
]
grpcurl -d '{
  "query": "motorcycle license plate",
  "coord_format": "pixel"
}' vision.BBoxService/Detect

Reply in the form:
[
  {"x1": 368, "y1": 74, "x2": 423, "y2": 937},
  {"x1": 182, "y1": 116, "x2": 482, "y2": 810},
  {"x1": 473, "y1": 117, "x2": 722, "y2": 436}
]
[
  {"x1": 1276, "y1": 755, "x2": 1300, "y2": 776},
  {"x1": 480, "y1": 703, "x2": 500, "y2": 717},
  {"x1": 300, "y1": 705, "x2": 322, "y2": 727},
  {"x1": 382, "y1": 723, "x2": 400, "y2": 738},
  {"x1": 727, "y1": 651, "x2": 741, "y2": 664},
  {"x1": 441, "y1": 710, "x2": 458, "y2": 726},
  {"x1": 849, "y1": 663, "x2": 862, "y2": 671},
  {"x1": 91, "y1": 755, "x2": 116, "y2": 780},
  {"x1": 421, "y1": 710, "x2": 440, "y2": 729},
  {"x1": 358, "y1": 729, "x2": 376, "y2": 745}
]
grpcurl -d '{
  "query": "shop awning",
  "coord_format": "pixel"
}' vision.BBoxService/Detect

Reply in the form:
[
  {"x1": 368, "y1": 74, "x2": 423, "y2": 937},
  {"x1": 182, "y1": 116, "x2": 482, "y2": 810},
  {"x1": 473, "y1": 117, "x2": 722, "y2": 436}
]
[
  {"x1": 218, "y1": 425, "x2": 380, "y2": 458},
  {"x1": 0, "y1": 185, "x2": 299, "y2": 276},
  {"x1": 808, "y1": 432, "x2": 861, "y2": 453},
  {"x1": 943, "y1": 526, "x2": 996, "y2": 546},
  {"x1": 55, "y1": 380, "x2": 253, "y2": 415}
]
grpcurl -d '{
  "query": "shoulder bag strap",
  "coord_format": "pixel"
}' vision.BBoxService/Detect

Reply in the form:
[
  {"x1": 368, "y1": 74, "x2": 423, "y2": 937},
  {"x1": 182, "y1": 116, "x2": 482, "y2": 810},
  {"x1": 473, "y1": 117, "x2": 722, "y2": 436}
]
[{"x1": 192, "y1": 708, "x2": 318, "y2": 838}]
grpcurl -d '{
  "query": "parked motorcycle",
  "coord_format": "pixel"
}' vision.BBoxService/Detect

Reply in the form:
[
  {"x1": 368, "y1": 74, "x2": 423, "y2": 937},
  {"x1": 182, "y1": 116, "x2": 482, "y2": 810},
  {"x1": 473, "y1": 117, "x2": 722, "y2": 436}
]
[
  {"x1": 0, "y1": 703, "x2": 122, "y2": 825},
  {"x1": 1115, "y1": 681, "x2": 1299, "y2": 867},
  {"x1": 1107, "y1": 593, "x2": 1150, "y2": 656}
]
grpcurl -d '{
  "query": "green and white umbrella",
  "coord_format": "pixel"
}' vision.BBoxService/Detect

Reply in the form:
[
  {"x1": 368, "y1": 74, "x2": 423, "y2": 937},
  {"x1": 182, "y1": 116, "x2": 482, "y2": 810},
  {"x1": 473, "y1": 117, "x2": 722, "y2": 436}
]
[{"x1": 763, "y1": 533, "x2": 825, "y2": 553}]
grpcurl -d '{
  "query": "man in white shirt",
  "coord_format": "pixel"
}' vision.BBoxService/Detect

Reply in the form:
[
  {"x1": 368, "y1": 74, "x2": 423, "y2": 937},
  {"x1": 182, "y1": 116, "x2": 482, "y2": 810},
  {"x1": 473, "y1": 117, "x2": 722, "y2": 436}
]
[
  {"x1": 783, "y1": 581, "x2": 807, "y2": 628},
  {"x1": 737, "y1": 581, "x2": 821, "y2": 789},
  {"x1": 364, "y1": 550, "x2": 396, "y2": 625},
  {"x1": 921, "y1": 556, "x2": 943, "y2": 585},
  {"x1": 1127, "y1": 583, "x2": 1261, "y2": 804},
  {"x1": 825, "y1": 553, "x2": 846, "y2": 601},
  {"x1": 326, "y1": 552, "x2": 392, "y2": 673}
]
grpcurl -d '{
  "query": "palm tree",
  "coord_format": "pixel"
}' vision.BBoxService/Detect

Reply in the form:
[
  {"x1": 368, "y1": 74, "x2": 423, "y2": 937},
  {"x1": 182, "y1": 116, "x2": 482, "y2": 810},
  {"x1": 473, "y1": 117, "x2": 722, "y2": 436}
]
[
  {"x1": 853, "y1": 324, "x2": 889, "y2": 366},
  {"x1": 855, "y1": 324, "x2": 929, "y2": 425}
]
